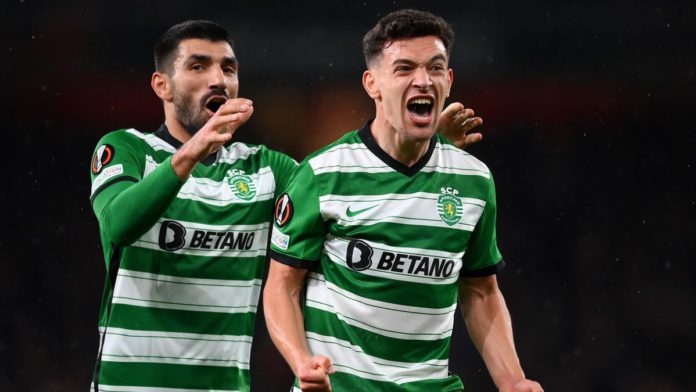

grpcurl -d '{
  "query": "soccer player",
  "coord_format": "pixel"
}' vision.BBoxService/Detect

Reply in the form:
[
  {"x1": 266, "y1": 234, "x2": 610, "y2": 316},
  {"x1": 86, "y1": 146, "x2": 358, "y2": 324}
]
[
  {"x1": 89, "y1": 19, "x2": 483, "y2": 392},
  {"x1": 264, "y1": 9, "x2": 543, "y2": 392}
]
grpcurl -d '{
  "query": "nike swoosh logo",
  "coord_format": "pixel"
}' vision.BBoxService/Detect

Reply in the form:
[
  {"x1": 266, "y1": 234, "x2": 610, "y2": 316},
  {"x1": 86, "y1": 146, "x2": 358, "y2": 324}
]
[{"x1": 346, "y1": 204, "x2": 378, "y2": 217}]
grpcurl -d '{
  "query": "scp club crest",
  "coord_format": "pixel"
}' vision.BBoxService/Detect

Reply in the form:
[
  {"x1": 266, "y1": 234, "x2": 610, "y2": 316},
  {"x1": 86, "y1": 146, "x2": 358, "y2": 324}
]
[
  {"x1": 229, "y1": 174, "x2": 257, "y2": 201},
  {"x1": 437, "y1": 188, "x2": 463, "y2": 226}
]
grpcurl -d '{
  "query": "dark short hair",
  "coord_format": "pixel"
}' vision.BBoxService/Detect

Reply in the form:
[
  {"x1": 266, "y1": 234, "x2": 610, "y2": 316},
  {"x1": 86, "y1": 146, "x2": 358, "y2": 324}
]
[
  {"x1": 362, "y1": 9, "x2": 454, "y2": 67},
  {"x1": 154, "y1": 20, "x2": 234, "y2": 73}
]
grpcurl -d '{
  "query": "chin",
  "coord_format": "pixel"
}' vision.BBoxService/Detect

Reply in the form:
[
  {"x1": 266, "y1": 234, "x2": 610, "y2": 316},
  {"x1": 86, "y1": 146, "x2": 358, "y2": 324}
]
[{"x1": 406, "y1": 125, "x2": 436, "y2": 142}]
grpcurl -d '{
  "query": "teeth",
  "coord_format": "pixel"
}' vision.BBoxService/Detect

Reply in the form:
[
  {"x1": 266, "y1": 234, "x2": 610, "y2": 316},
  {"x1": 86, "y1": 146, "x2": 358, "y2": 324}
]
[{"x1": 409, "y1": 98, "x2": 433, "y2": 105}]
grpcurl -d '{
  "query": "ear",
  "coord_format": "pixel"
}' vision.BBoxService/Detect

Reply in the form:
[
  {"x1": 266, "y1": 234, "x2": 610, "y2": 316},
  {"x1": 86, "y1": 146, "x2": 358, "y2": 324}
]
[
  {"x1": 362, "y1": 69, "x2": 380, "y2": 100},
  {"x1": 151, "y1": 71, "x2": 173, "y2": 101},
  {"x1": 446, "y1": 68, "x2": 454, "y2": 98}
]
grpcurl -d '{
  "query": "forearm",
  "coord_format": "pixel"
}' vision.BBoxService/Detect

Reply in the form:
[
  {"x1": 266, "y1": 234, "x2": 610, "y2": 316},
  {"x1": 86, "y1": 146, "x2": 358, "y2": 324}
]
[
  {"x1": 461, "y1": 279, "x2": 524, "y2": 389},
  {"x1": 263, "y1": 261, "x2": 312, "y2": 375},
  {"x1": 94, "y1": 156, "x2": 185, "y2": 246}
]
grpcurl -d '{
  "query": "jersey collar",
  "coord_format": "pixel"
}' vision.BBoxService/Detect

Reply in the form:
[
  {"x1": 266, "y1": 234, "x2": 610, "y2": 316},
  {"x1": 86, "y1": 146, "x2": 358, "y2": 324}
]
[{"x1": 358, "y1": 120, "x2": 437, "y2": 177}]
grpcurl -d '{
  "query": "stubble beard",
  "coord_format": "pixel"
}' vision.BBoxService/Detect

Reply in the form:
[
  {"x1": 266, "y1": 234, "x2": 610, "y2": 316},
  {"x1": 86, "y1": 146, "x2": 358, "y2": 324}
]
[{"x1": 172, "y1": 87, "x2": 208, "y2": 136}]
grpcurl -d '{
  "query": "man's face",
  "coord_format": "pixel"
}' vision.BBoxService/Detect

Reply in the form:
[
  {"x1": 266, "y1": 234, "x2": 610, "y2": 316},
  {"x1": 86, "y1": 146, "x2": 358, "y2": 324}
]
[
  {"x1": 168, "y1": 38, "x2": 239, "y2": 135},
  {"x1": 369, "y1": 36, "x2": 453, "y2": 142}
]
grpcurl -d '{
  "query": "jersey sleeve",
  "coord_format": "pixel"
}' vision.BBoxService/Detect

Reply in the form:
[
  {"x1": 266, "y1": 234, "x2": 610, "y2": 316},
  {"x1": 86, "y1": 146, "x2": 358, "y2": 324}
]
[
  {"x1": 268, "y1": 162, "x2": 326, "y2": 270},
  {"x1": 89, "y1": 130, "x2": 185, "y2": 246},
  {"x1": 265, "y1": 148, "x2": 299, "y2": 197},
  {"x1": 89, "y1": 131, "x2": 145, "y2": 201},
  {"x1": 460, "y1": 173, "x2": 505, "y2": 277}
]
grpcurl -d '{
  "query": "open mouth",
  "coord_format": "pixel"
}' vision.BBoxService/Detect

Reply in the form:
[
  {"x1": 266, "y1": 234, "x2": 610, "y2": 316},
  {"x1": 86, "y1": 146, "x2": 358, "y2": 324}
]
[
  {"x1": 406, "y1": 97, "x2": 434, "y2": 123},
  {"x1": 205, "y1": 96, "x2": 227, "y2": 114}
]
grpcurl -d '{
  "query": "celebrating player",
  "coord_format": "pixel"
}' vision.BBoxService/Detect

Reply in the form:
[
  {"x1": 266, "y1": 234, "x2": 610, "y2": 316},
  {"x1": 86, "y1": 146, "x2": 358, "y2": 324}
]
[
  {"x1": 264, "y1": 9, "x2": 543, "y2": 392},
  {"x1": 89, "y1": 19, "x2": 483, "y2": 392}
]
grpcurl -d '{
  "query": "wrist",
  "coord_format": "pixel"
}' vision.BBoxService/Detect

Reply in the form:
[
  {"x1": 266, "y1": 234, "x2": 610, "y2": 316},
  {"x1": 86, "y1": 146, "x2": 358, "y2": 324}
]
[{"x1": 171, "y1": 146, "x2": 198, "y2": 180}]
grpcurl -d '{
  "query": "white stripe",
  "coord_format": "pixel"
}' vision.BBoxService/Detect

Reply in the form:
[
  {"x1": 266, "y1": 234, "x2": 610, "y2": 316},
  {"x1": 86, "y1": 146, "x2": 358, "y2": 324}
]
[
  {"x1": 131, "y1": 219, "x2": 269, "y2": 258},
  {"x1": 217, "y1": 143, "x2": 261, "y2": 164},
  {"x1": 143, "y1": 156, "x2": 277, "y2": 207},
  {"x1": 305, "y1": 273, "x2": 456, "y2": 341},
  {"x1": 126, "y1": 129, "x2": 177, "y2": 153},
  {"x1": 308, "y1": 141, "x2": 490, "y2": 178},
  {"x1": 319, "y1": 192, "x2": 485, "y2": 231},
  {"x1": 309, "y1": 144, "x2": 390, "y2": 175},
  {"x1": 305, "y1": 332, "x2": 449, "y2": 384},
  {"x1": 97, "y1": 385, "x2": 239, "y2": 392},
  {"x1": 101, "y1": 327, "x2": 251, "y2": 369},
  {"x1": 112, "y1": 269, "x2": 261, "y2": 314},
  {"x1": 323, "y1": 236, "x2": 463, "y2": 285},
  {"x1": 426, "y1": 143, "x2": 491, "y2": 178}
]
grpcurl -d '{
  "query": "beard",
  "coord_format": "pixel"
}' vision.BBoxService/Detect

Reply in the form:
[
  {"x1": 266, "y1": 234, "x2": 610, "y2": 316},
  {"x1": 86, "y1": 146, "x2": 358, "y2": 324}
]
[{"x1": 172, "y1": 85, "x2": 228, "y2": 136}]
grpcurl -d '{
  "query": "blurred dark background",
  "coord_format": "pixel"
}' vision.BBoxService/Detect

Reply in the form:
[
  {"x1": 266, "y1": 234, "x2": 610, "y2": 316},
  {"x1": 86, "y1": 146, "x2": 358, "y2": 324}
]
[{"x1": 2, "y1": 0, "x2": 694, "y2": 390}]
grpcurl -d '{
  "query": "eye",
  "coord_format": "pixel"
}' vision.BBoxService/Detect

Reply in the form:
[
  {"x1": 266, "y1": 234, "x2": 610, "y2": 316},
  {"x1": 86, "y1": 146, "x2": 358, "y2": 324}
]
[
  {"x1": 395, "y1": 65, "x2": 411, "y2": 72},
  {"x1": 431, "y1": 64, "x2": 445, "y2": 72},
  {"x1": 191, "y1": 63, "x2": 205, "y2": 71},
  {"x1": 223, "y1": 66, "x2": 237, "y2": 75}
]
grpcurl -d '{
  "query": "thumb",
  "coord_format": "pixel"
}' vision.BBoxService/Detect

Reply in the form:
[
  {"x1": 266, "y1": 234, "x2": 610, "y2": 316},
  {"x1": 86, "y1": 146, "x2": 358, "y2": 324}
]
[{"x1": 315, "y1": 356, "x2": 335, "y2": 374}]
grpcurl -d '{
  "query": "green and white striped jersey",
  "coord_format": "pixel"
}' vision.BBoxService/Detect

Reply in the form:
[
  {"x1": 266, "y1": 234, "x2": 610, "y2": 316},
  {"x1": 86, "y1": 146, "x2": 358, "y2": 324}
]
[
  {"x1": 270, "y1": 123, "x2": 504, "y2": 391},
  {"x1": 89, "y1": 125, "x2": 296, "y2": 392}
]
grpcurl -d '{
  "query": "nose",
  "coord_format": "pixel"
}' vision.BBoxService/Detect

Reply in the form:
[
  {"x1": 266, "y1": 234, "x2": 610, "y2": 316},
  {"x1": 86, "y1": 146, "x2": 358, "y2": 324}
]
[
  {"x1": 208, "y1": 66, "x2": 226, "y2": 89},
  {"x1": 412, "y1": 67, "x2": 433, "y2": 91}
]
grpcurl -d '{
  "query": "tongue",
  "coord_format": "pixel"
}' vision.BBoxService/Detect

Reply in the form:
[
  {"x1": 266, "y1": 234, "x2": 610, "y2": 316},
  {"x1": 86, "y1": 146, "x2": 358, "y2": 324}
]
[{"x1": 408, "y1": 106, "x2": 432, "y2": 125}]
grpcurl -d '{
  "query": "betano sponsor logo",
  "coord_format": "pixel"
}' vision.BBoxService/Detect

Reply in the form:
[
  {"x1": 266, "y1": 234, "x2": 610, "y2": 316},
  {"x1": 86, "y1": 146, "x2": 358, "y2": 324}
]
[
  {"x1": 159, "y1": 220, "x2": 256, "y2": 251},
  {"x1": 346, "y1": 240, "x2": 455, "y2": 278}
]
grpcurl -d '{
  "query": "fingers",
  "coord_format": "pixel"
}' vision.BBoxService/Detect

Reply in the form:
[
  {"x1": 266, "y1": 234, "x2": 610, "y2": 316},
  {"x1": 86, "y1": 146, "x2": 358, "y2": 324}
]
[
  {"x1": 315, "y1": 355, "x2": 335, "y2": 375},
  {"x1": 297, "y1": 356, "x2": 334, "y2": 391},
  {"x1": 441, "y1": 102, "x2": 465, "y2": 119}
]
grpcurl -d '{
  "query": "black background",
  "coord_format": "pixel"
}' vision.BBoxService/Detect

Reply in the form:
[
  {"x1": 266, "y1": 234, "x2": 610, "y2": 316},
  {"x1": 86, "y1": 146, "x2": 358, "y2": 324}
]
[{"x1": 2, "y1": 1, "x2": 694, "y2": 391}]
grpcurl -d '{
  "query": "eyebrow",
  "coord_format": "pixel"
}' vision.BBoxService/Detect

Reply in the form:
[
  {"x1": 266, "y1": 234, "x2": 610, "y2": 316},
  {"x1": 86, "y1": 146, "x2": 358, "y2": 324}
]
[
  {"x1": 186, "y1": 54, "x2": 239, "y2": 67},
  {"x1": 391, "y1": 54, "x2": 448, "y2": 66}
]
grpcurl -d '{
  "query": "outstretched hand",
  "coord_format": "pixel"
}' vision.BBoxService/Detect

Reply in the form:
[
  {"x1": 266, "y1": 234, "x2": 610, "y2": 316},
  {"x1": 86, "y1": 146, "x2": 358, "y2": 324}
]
[{"x1": 438, "y1": 102, "x2": 484, "y2": 149}]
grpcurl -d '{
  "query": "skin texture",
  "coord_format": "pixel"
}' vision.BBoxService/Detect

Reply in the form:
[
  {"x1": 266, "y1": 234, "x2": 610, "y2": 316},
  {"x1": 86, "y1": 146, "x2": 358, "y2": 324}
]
[{"x1": 150, "y1": 38, "x2": 254, "y2": 179}]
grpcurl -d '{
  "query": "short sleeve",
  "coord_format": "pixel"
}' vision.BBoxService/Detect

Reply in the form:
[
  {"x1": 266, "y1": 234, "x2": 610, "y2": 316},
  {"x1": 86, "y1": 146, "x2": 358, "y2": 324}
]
[
  {"x1": 460, "y1": 173, "x2": 505, "y2": 277},
  {"x1": 265, "y1": 148, "x2": 298, "y2": 197},
  {"x1": 269, "y1": 163, "x2": 326, "y2": 270},
  {"x1": 89, "y1": 130, "x2": 144, "y2": 202}
]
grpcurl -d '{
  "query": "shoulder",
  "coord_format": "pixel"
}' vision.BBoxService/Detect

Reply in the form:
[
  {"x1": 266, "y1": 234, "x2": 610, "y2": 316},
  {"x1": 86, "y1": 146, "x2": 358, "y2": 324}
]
[
  {"x1": 95, "y1": 128, "x2": 170, "y2": 153},
  {"x1": 301, "y1": 130, "x2": 365, "y2": 172},
  {"x1": 434, "y1": 135, "x2": 492, "y2": 179}
]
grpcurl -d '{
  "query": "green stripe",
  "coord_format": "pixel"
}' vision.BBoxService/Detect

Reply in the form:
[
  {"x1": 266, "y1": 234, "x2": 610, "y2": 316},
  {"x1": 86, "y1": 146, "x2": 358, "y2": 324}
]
[
  {"x1": 322, "y1": 368, "x2": 464, "y2": 392},
  {"x1": 167, "y1": 198, "x2": 274, "y2": 226},
  {"x1": 304, "y1": 306, "x2": 451, "y2": 363},
  {"x1": 315, "y1": 169, "x2": 489, "y2": 199},
  {"x1": 98, "y1": 361, "x2": 249, "y2": 390},
  {"x1": 329, "y1": 222, "x2": 475, "y2": 253},
  {"x1": 319, "y1": 256, "x2": 459, "y2": 309},
  {"x1": 120, "y1": 247, "x2": 265, "y2": 280},
  {"x1": 109, "y1": 303, "x2": 256, "y2": 336}
]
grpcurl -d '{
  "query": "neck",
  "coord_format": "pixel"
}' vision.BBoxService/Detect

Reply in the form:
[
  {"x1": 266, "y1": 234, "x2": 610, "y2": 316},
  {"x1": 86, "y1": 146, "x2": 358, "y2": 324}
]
[
  {"x1": 370, "y1": 116, "x2": 431, "y2": 167},
  {"x1": 163, "y1": 105, "x2": 192, "y2": 144}
]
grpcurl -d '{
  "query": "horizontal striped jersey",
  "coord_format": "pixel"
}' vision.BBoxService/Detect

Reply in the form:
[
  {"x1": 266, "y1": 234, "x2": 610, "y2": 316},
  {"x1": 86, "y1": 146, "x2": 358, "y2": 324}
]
[
  {"x1": 270, "y1": 123, "x2": 503, "y2": 391},
  {"x1": 89, "y1": 125, "x2": 296, "y2": 392}
]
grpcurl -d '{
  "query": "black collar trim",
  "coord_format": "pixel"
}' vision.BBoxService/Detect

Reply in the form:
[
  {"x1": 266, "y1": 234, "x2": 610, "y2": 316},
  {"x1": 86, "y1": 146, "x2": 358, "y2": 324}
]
[
  {"x1": 357, "y1": 120, "x2": 437, "y2": 177},
  {"x1": 154, "y1": 124, "x2": 217, "y2": 166}
]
